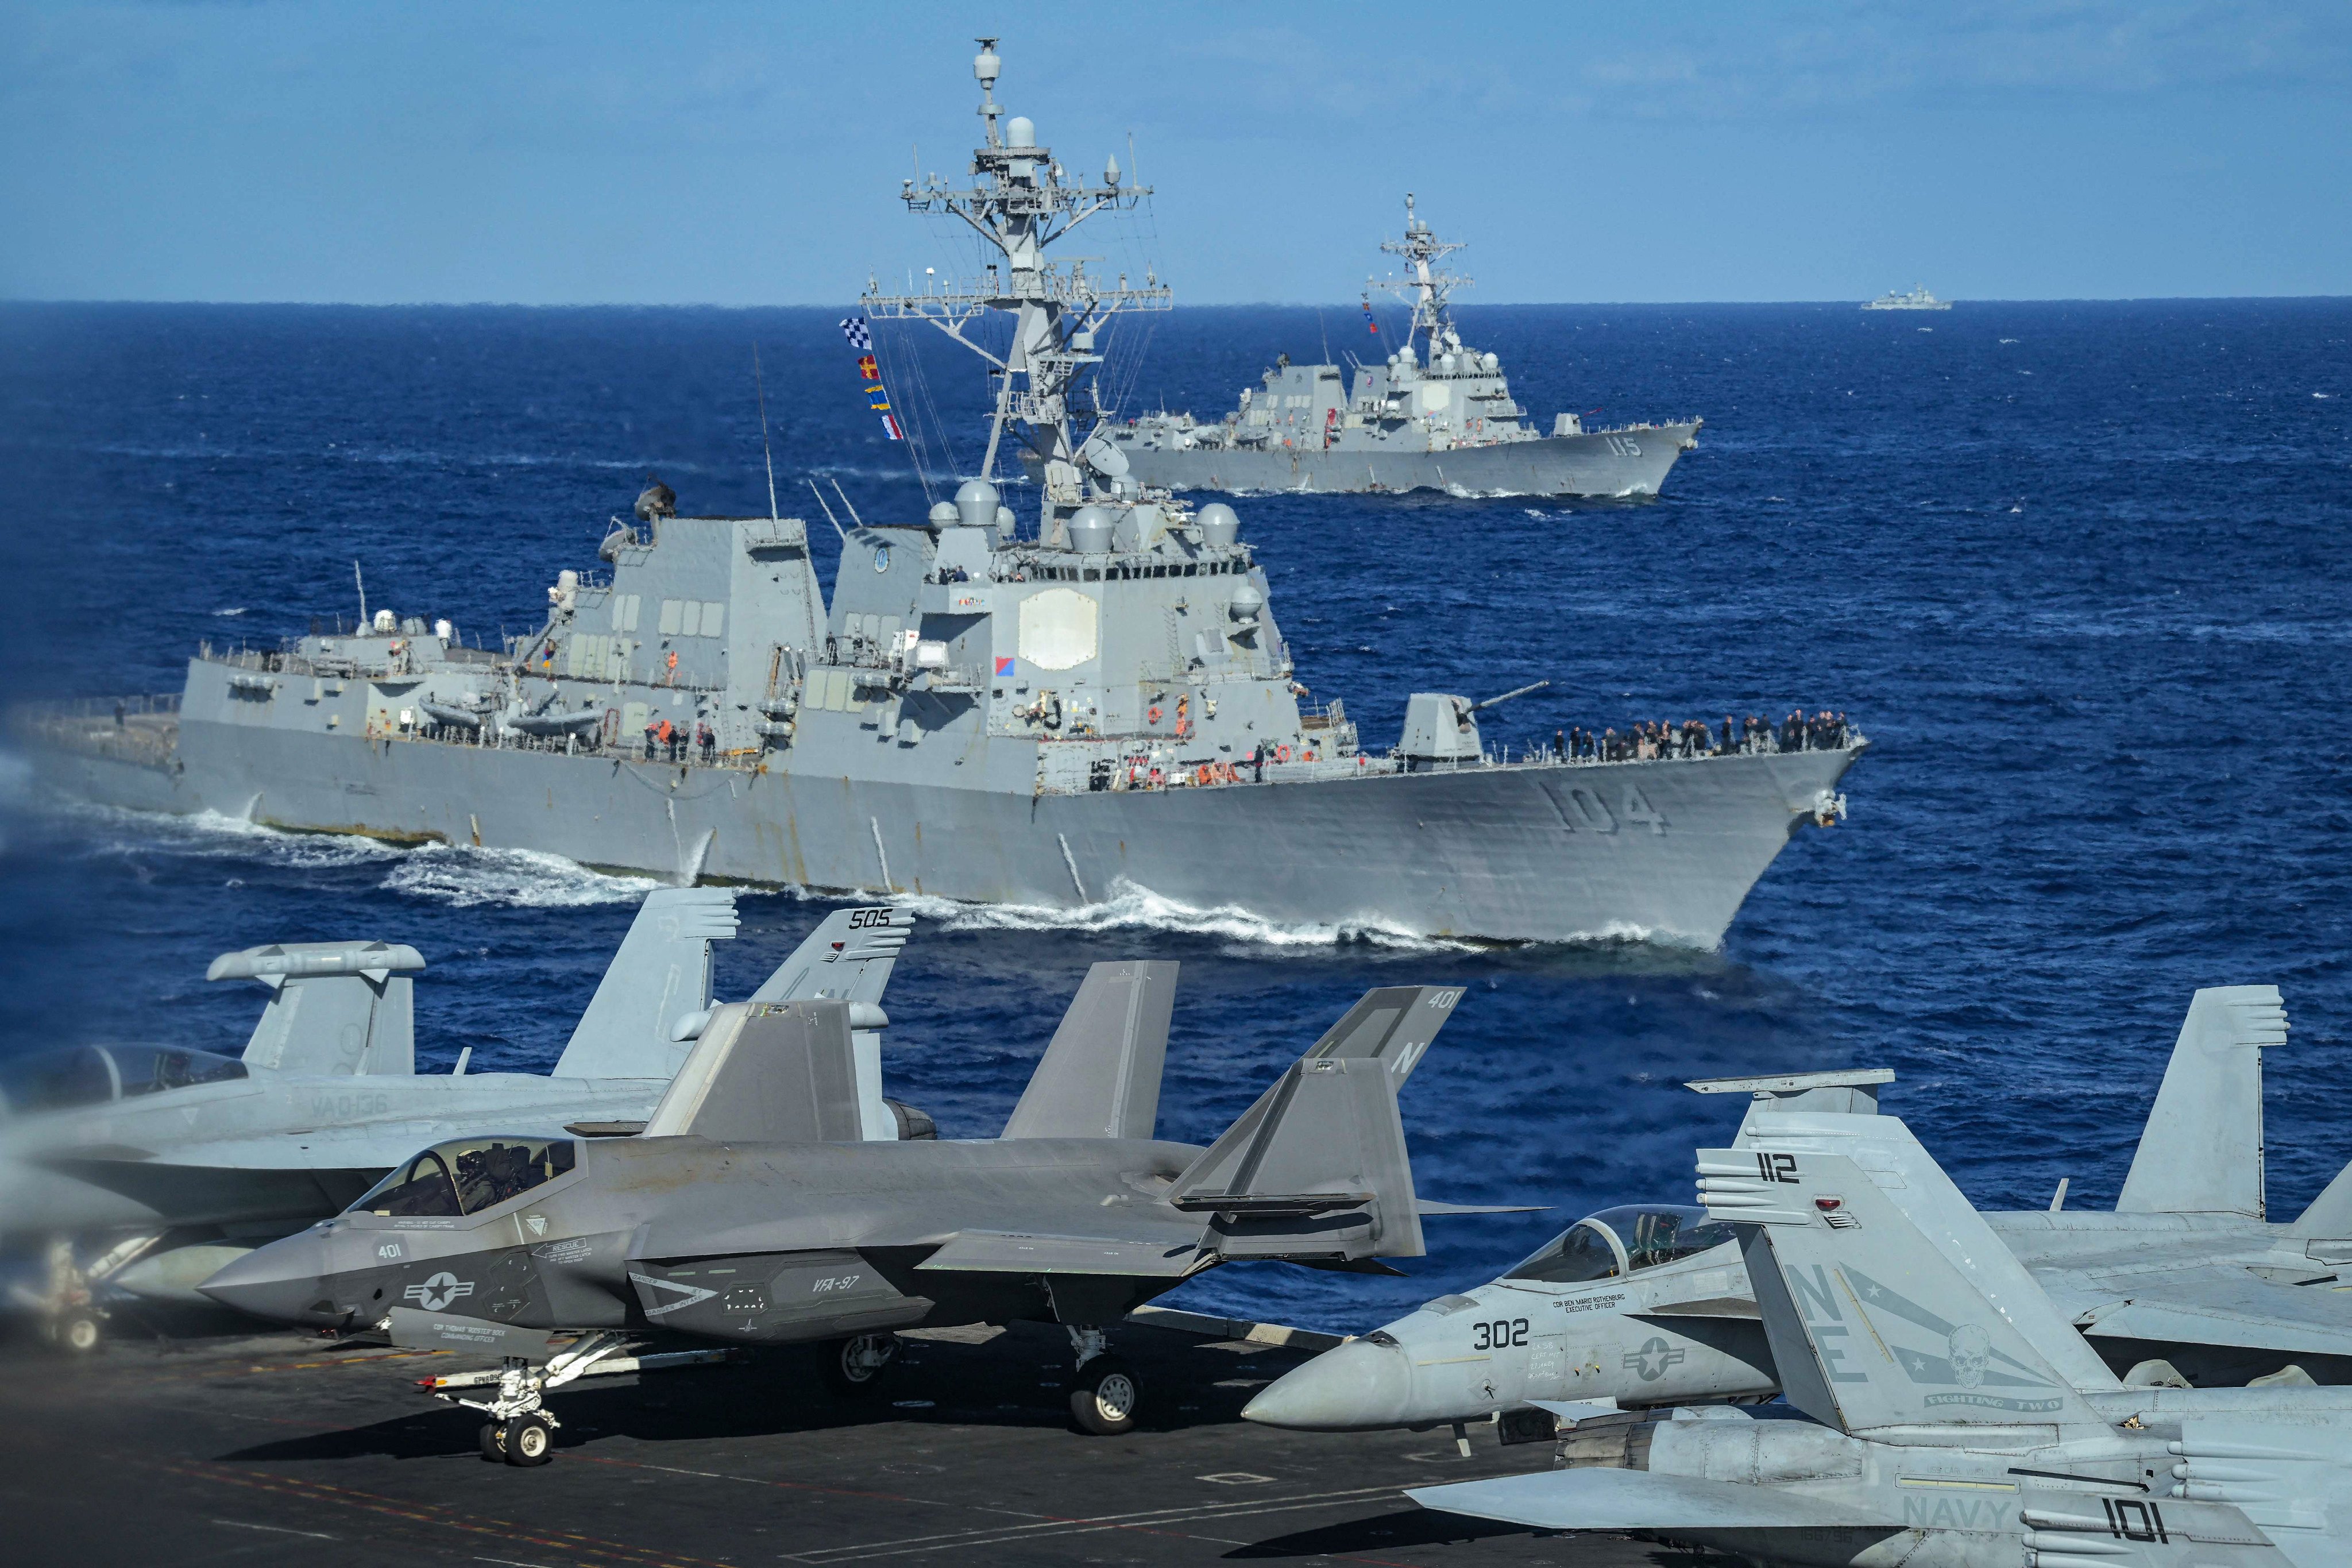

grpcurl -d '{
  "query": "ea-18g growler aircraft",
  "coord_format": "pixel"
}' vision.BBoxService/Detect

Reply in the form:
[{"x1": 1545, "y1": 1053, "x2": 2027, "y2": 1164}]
[
  {"x1": 1246, "y1": 986, "x2": 2352, "y2": 1438},
  {"x1": 200, "y1": 976, "x2": 1503, "y2": 1465},
  {"x1": 1, "y1": 893, "x2": 917, "y2": 1350},
  {"x1": 1409, "y1": 1121, "x2": 2352, "y2": 1566}
]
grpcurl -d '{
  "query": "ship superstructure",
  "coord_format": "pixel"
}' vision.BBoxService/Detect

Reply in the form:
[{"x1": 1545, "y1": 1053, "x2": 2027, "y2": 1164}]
[
  {"x1": 1096, "y1": 195, "x2": 1701, "y2": 499},
  {"x1": 20, "y1": 40, "x2": 1863, "y2": 946}
]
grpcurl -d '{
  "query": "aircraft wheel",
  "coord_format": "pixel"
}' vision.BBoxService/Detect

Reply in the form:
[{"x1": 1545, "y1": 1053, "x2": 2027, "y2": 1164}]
[
  {"x1": 1069, "y1": 1357, "x2": 1139, "y2": 1436},
  {"x1": 502, "y1": 1414, "x2": 555, "y2": 1466},
  {"x1": 478, "y1": 1421, "x2": 507, "y2": 1462},
  {"x1": 51, "y1": 1312, "x2": 102, "y2": 1356},
  {"x1": 823, "y1": 1333, "x2": 898, "y2": 1397}
]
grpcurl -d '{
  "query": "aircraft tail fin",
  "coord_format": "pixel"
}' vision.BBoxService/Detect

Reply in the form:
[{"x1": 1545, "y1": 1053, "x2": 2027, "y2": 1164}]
[
  {"x1": 552, "y1": 889, "x2": 739, "y2": 1081},
  {"x1": 2117, "y1": 985, "x2": 2288, "y2": 1219},
  {"x1": 747, "y1": 904, "x2": 916, "y2": 1008},
  {"x1": 1003, "y1": 961, "x2": 1179, "y2": 1140},
  {"x1": 1166, "y1": 987, "x2": 1463, "y2": 1264},
  {"x1": 209, "y1": 941, "x2": 426, "y2": 1076},
  {"x1": 640, "y1": 1000, "x2": 863, "y2": 1143},
  {"x1": 1700, "y1": 1137, "x2": 2114, "y2": 1434},
  {"x1": 2292, "y1": 1161, "x2": 2352, "y2": 1237}
]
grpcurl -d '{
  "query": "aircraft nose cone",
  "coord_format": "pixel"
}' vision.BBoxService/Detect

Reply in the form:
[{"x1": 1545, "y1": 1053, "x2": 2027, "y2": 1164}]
[
  {"x1": 197, "y1": 1235, "x2": 346, "y2": 1327},
  {"x1": 1244, "y1": 1336, "x2": 1413, "y2": 1431}
]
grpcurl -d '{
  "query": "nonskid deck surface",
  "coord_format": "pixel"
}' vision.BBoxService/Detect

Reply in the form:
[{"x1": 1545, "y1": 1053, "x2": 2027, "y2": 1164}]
[{"x1": 0, "y1": 1316, "x2": 1659, "y2": 1566}]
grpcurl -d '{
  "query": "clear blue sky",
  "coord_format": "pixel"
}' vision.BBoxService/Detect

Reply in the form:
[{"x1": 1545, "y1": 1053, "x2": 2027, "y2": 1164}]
[{"x1": 5, "y1": 1, "x2": 2346, "y2": 304}]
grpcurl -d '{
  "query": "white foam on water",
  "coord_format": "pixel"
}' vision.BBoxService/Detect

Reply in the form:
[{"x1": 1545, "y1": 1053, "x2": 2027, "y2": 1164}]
[
  {"x1": 870, "y1": 877, "x2": 1478, "y2": 953},
  {"x1": 60, "y1": 802, "x2": 407, "y2": 872},
  {"x1": 379, "y1": 843, "x2": 661, "y2": 909}
]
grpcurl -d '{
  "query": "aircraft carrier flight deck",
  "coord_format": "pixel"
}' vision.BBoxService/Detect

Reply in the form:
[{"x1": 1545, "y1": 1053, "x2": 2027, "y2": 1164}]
[{"x1": 0, "y1": 1309, "x2": 1674, "y2": 1567}]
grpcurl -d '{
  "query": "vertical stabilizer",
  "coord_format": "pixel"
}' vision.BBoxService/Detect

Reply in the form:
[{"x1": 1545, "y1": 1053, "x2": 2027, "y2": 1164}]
[
  {"x1": 1700, "y1": 1141, "x2": 2116, "y2": 1434},
  {"x1": 747, "y1": 905, "x2": 917, "y2": 1138},
  {"x1": 208, "y1": 941, "x2": 426, "y2": 1076},
  {"x1": 640, "y1": 1001, "x2": 862, "y2": 1143},
  {"x1": 1164, "y1": 987, "x2": 1462, "y2": 1263},
  {"x1": 2117, "y1": 986, "x2": 2287, "y2": 1219},
  {"x1": 553, "y1": 889, "x2": 739, "y2": 1081},
  {"x1": 1002, "y1": 961, "x2": 1179, "y2": 1140},
  {"x1": 1188, "y1": 986, "x2": 1465, "y2": 1176},
  {"x1": 747, "y1": 904, "x2": 915, "y2": 1007}
]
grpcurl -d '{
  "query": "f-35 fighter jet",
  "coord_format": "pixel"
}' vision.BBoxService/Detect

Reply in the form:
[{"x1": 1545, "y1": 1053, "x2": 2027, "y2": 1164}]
[
  {"x1": 1, "y1": 894, "x2": 917, "y2": 1349},
  {"x1": 202, "y1": 975, "x2": 1478, "y2": 1463},
  {"x1": 1409, "y1": 1107, "x2": 2352, "y2": 1567},
  {"x1": 1248, "y1": 985, "x2": 2352, "y2": 1437}
]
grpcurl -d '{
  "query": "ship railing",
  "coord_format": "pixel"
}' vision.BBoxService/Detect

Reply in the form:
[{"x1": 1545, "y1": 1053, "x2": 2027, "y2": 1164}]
[{"x1": 1038, "y1": 722, "x2": 1867, "y2": 795}]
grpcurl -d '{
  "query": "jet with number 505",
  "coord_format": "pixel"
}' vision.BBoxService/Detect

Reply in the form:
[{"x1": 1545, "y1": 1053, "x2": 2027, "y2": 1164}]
[
  {"x1": 200, "y1": 974, "x2": 1504, "y2": 1464},
  {"x1": 1, "y1": 891, "x2": 918, "y2": 1350},
  {"x1": 1245, "y1": 986, "x2": 2352, "y2": 1439}
]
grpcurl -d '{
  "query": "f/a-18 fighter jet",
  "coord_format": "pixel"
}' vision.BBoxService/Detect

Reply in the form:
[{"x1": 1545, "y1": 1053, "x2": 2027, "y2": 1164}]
[
  {"x1": 1248, "y1": 984, "x2": 2352, "y2": 1440},
  {"x1": 201, "y1": 977, "x2": 1481, "y2": 1465},
  {"x1": 1, "y1": 894, "x2": 917, "y2": 1350},
  {"x1": 1408, "y1": 1106, "x2": 2352, "y2": 1567}
]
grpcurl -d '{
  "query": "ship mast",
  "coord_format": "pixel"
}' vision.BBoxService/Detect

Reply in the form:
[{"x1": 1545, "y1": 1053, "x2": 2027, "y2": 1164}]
[
  {"x1": 861, "y1": 38, "x2": 1169, "y2": 531},
  {"x1": 1370, "y1": 192, "x2": 1473, "y2": 361}
]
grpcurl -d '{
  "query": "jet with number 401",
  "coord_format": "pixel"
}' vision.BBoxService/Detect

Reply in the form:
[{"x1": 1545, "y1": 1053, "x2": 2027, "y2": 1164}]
[
  {"x1": 1408, "y1": 1099, "x2": 2352, "y2": 1567},
  {"x1": 200, "y1": 975, "x2": 1500, "y2": 1465},
  {"x1": 1245, "y1": 986, "x2": 2352, "y2": 1439},
  {"x1": 1, "y1": 892, "x2": 918, "y2": 1350}
]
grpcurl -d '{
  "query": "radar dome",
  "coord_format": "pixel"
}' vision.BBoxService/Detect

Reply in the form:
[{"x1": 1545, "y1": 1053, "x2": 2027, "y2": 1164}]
[
  {"x1": 1006, "y1": 116, "x2": 1036, "y2": 149},
  {"x1": 1439, "y1": 353, "x2": 1458, "y2": 373},
  {"x1": 954, "y1": 478, "x2": 1000, "y2": 530},
  {"x1": 1196, "y1": 503, "x2": 1240, "y2": 548},
  {"x1": 1397, "y1": 343, "x2": 1417, "y2": 365},
  {"x1": 1228, "y1": 582, "x2": 1265, "y2": 624},
  {"x1": 1067, "y1": 505, "x2": 1114, "y2": 552},
  {"x1": 1481, "y1": 352, "x2": 1499, "y2": 372},
  {"x1": 928, "y1": 501, "x2": 959, "y2": 526}
]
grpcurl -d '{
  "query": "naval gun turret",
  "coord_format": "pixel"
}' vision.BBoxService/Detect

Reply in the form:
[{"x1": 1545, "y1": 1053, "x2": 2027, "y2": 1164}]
[{"x1": 1398, "y1": 681, "x2": 1552, "y2": 769}]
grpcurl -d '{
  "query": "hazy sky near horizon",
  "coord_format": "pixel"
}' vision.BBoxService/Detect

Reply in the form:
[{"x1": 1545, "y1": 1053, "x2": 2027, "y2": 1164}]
[{"x1": 5, "y1": 1, "x2": 2347, "y2": 305}]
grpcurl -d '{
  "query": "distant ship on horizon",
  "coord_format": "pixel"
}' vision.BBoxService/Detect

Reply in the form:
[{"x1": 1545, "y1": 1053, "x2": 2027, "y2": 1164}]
[{"x1": 1863, "y1": 285, "x2": 1952, "y2": 311}]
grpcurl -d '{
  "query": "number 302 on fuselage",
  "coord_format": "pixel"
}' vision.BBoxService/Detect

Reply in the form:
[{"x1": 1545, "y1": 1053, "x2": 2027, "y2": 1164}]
[{"x1": 1242, "y1": 1204, "x2": 1776, "y2": 1432}]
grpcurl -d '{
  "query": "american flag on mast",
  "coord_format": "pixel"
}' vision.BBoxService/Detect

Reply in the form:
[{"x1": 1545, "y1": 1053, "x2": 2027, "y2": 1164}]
[{"x1": 839, "y1": 316, "x2": 903, "y2": 439}]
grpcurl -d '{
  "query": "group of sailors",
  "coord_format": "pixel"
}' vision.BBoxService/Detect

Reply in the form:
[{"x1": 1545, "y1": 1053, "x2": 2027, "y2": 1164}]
[
  {"x1": 641, "y1": 717, "x2": 718, "y2": 765},
  {"x1": 1550, "y1": 710, "x2": 1850, "y2": 763}
]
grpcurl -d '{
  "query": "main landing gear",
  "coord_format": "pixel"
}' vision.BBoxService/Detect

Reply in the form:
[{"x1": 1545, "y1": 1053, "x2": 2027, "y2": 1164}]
[
  {"x1": 822, "y1": 1332, "x2": 901, "y2": 1396},
  {"x1": 1066, "y1": 1324, "x2": 1138, "y2": 1436}
]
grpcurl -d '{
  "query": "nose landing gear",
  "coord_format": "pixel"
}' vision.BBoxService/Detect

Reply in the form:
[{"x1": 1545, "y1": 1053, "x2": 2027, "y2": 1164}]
[{"x1": 438, "y1": 1331, "x2": 632, "y2": 1466}]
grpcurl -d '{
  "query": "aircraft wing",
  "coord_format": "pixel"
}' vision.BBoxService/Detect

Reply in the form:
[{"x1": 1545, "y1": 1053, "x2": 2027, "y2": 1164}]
[
  {"x1": 915, "y1": 1229, "x2": 1207, "y2": 1276},
  {"x1": 2075, "y1": 1279, "x2": 2352, "y2": 1359},
  {"x1": 1408, "y1": 1466, "x2": 1900, "y2": 1531}
]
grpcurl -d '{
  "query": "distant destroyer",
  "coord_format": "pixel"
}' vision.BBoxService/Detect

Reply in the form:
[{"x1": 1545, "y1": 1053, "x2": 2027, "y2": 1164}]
[
  {"x1": 17, "y1": 39, "x2": 1861, "y2": 947},
  {"x1": 1096, "y1": 194, "x2": 1701, "y2": 498},
  {"x1": 1862, "y1": 284, "x2": 1951, "y2": 311}
]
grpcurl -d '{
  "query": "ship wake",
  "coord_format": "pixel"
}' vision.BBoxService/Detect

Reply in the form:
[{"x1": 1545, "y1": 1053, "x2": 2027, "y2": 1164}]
[{"x1": 875, "y1": 878, "x2": 1480, "y2": 953}]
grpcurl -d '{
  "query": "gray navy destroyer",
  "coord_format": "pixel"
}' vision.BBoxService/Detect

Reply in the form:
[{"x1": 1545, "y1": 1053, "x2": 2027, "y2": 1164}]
[
  {"x1": 1096, "y1": 194, "x2": 1701, "y2": 499},
  {"x1": 19, "y1": 40, "x2": 1861, "y2": 947}
]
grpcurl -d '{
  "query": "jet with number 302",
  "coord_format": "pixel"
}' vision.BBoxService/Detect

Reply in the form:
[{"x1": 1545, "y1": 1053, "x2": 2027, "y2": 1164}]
[
  {"x1": 1246, "y1": 986, "x2": 2352, "y2": 1441},
  {"x1": 1408, "y1": 1094, "x2": 2352, "y2": 1567}
]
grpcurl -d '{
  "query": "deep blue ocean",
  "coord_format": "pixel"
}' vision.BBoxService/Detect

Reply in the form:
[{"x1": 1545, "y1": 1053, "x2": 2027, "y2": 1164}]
[{"x1": 0, "y1": 298, "x2": 2346, "y2": 1333}]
